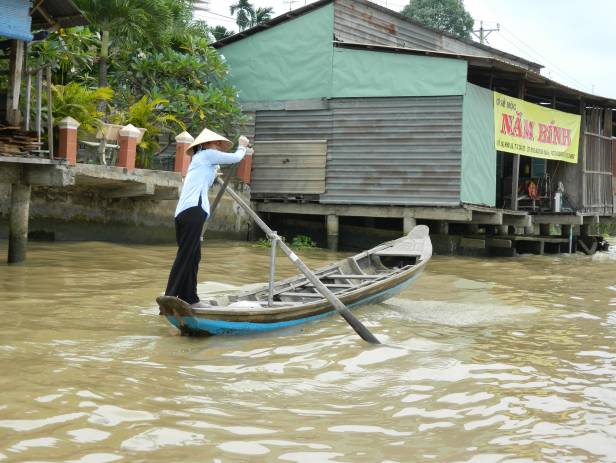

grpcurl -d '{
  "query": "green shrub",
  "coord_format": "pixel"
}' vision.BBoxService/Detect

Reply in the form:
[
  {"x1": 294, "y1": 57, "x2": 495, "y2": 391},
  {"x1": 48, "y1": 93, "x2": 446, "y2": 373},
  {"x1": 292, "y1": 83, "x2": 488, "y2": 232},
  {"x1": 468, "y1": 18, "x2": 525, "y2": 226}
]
[
  {"x1": 255, "y1": 235, "x2": 287, "y2": 248},
  {"x1": 110, "y1": 95, "x2": 184, "y2": 168},
  {"x1": 291, "y1": 235, "x2": 317, "y2": 249},
  {"x1": 50, "y1": 82, "x2": 113, "y2": 134}
]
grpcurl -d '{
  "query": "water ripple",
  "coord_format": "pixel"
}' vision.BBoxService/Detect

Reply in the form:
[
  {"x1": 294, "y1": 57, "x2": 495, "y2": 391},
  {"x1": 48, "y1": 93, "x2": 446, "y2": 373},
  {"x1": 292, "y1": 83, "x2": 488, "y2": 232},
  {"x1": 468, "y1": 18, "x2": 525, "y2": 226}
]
[{"x1": 1, "y1": 242, "x2": 616, "y2": 461}]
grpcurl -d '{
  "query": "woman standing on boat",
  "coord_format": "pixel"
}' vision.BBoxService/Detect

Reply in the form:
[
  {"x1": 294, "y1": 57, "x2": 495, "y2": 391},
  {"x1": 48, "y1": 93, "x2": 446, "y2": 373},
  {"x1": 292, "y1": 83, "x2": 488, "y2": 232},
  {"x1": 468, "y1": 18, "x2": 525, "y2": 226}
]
[{"x1": 165, "y1": 128, "x2": 252, "y2": 308}]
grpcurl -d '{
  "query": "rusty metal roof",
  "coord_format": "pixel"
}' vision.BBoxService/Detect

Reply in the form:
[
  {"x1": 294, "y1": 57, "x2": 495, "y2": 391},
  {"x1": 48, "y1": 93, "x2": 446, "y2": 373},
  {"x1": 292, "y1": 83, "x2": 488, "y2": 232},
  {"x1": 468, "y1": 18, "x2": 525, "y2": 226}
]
[
  {"x1": 30, "y1": 0, "x2": 89, "y2": 30},
  {"x1": 213, "y1": 0, "x2": 542, "y2": 72}
]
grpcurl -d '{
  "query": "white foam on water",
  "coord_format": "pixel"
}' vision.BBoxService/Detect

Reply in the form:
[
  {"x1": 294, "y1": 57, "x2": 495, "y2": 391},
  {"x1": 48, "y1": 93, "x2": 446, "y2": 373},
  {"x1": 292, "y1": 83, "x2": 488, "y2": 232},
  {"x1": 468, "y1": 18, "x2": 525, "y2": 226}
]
[
  {"x1": 0, "y1": 412, "x2": 86, "y2": 432},
  {"x1": 561, "y1": 312, "x2": 601, "y2": 320},
  {"x1": 66, "y1": 454, "x2": 122, "y2": 463},
  {"x1": 328, "y1": 424, "x2": 412, "y2": 437},
  {"x1": 453, "y1": 278, "x2": 493, "y2": 290},
  {"x1": 279, "y1": 451, "x2": 344, "y2": 463},
  {"x1": 384, "y1": 298, "x2": 539, "y2": 327},
  {"x1": 217, "y1": 441, "x2": 270, "y2": 455},
  {"x1": 121, "y1": 428, "x2": 204, "y2": 452},
  {"x1": 592, "y1": 251, "x2": 616, "y2": 262},
  {"x1": 88, "y1": 405, "x2": 156, "y2": 427},
  {"x1": 339, "y1": 346, "x2": 408, "y2": 372},
  {"x1": 9, "y1": 437, "x2": 59, "y2": 452},
  {"x1": 67, "y1": 428, "x2": 111, "y2": 444}
]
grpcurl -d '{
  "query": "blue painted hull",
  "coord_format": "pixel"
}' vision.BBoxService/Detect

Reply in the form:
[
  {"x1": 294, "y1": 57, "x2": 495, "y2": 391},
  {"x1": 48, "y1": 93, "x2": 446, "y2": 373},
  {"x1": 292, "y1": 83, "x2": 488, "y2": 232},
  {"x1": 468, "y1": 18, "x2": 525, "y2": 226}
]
[{"x1": 165, "y1": 273, "x2": 420, "y2": 336}]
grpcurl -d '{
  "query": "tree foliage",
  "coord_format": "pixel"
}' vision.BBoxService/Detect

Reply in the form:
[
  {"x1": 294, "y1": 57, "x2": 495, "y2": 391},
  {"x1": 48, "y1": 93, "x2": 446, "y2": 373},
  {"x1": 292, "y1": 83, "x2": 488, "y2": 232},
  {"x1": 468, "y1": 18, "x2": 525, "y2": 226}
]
[
  {"x1": 230, "y1": 1, "x2": 274, "y2": 31},
  {"x1": 112, "y1": 36, "x2": 243, "y2": 137},
  {"x1": 29, "y1": 27, "x2": 99, "y2": 85},
  {"x1": 50, "y1": 83, "x2": 114, "y2": 134},
  {"x1": 254, "y1": 7, "x2": 274, "y2": 25},
  {"x1": 400, "y1": 0, "x2": 474, "y2": 39},
  {"x1": 230, "y1": 0, "x2": 255, "y2": 31},
  {"x1": 74, "y1": 0, "x2": 170, "y2": 88},
  {"x1": 31, "y1": 0, "x2": 246, "y2": 168},
  {"x1": 109, "y1": 96, "x2": 184, "y2": 168},
  {"x1": 211, "y1": 25, "x2": 234, "y2": 41}
]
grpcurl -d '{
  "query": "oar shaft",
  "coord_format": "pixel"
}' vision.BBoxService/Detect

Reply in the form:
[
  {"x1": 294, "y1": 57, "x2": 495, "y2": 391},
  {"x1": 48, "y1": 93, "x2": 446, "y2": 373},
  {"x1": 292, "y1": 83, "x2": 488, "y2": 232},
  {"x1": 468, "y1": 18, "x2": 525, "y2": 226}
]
[{"x1": 215, "y1": 177, "x2": 380, "y2": 344}]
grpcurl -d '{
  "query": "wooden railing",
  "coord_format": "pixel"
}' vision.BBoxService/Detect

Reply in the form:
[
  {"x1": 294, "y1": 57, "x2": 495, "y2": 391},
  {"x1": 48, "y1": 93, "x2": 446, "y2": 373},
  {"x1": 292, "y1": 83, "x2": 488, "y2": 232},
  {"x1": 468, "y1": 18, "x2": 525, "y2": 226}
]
[{"x1": 24, "y1": 62, "x2": 54, "y2": 159}]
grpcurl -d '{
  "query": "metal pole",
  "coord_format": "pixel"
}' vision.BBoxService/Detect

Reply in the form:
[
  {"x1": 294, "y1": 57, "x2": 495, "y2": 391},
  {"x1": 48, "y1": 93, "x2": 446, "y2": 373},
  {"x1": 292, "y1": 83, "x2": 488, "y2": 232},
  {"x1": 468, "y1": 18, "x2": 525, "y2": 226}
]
[
  {"x1": 215, "y1": 177, "x2": 380, "y2": 344},
  {"x1": 268, "y1": 234, "x2": 277, "y2": 307}
]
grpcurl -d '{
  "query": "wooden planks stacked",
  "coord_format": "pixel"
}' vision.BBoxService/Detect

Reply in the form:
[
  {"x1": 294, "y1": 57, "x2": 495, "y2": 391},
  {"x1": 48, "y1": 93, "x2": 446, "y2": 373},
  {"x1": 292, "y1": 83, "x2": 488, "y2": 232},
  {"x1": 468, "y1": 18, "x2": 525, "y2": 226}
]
[{"x1": 0, "y1": 125, "x2": 42, "y2": 155}]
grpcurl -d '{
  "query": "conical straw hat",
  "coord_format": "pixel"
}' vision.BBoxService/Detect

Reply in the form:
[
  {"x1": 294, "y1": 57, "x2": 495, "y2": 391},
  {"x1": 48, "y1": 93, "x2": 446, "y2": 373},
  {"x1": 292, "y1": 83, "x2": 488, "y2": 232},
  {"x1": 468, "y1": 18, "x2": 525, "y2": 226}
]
[{"x1": 188, "y1": 128, "x2": 232, "y2": 152}]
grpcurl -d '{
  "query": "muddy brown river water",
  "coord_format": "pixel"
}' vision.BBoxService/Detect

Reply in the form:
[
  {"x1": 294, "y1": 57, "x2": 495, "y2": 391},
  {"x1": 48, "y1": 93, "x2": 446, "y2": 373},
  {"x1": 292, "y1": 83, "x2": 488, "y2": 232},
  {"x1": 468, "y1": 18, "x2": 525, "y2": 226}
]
[{"x1": 0, "y1": 239, "x2": 615, "y2": 462}]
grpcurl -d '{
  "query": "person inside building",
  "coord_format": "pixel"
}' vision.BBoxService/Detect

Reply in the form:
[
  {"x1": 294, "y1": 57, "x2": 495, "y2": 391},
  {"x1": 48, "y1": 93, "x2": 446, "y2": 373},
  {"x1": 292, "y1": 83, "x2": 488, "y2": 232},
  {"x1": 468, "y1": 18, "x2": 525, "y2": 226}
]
[{"x1": 165, "y1": 128, "x2": 252, "y2": 308}]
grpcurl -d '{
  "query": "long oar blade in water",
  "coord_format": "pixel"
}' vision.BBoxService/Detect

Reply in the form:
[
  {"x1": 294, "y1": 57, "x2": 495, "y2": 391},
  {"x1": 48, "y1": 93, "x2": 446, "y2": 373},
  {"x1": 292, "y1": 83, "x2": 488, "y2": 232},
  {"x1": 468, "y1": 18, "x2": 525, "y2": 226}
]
[{"x1": 215, "y1": 177, "x2": 381, "y2": 344}]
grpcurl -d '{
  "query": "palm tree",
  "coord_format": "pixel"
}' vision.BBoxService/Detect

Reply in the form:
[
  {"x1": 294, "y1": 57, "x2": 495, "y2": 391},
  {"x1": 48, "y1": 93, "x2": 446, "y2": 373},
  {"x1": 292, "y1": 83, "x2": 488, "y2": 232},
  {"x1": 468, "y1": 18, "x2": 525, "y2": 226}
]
[
  {"x1": 211, "y1": 25, "x2": 234, "y2": 41},
  {"x1": 230, "y1": 0, "x2": 255, "y2": 31},
  {"x1": 253, "y1": 7, "x2": 274, "y2": 26},
  {"x1": 75, "y1": 0, "x2": 171, "y2": 89}
]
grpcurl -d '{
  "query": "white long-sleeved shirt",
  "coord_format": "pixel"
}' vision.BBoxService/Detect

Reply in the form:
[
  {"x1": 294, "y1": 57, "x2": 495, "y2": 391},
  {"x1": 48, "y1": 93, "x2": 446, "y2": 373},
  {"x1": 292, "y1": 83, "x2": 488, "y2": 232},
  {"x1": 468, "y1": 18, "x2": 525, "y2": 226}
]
[{"x1": 175, "y1": 146, "x2": 247, "y2": 217}]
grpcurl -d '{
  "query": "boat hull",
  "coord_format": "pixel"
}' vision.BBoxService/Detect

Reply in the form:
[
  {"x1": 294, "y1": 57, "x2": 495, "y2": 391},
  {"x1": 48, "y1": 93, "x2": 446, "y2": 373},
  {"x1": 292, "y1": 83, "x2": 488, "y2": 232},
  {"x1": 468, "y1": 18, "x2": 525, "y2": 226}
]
[
  {"x1": 157, "y1": 225, "x2": 432, "y2": 337},
  {"x1": 163, "y1": 271, "x2": 422, "y2": 336}
]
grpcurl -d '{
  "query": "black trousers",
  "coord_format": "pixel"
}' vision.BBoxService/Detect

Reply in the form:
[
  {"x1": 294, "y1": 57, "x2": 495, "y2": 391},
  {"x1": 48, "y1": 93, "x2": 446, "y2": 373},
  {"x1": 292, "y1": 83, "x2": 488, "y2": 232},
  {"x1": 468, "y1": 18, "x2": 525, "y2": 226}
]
[{"x1": 165, "y1": 205, "x2": 207, "y2": 304}]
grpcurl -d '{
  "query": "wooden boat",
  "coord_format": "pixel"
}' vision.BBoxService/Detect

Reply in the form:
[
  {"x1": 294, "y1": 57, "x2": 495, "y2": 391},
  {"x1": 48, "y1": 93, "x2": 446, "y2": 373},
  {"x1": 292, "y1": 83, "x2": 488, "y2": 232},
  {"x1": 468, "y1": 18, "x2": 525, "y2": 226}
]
[{"x1": 157, "y1": 225, "x2": 432, "y2": 336}]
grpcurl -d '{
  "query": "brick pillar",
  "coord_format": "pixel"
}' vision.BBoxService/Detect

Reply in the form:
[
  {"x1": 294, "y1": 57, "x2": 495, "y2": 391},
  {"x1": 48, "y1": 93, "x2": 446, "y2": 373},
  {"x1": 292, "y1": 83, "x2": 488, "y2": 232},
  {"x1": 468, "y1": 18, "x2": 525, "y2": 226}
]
[
  {"x1": 236, "y1": 154, "x2": 252, "y2": 184},
  {"x1": 117, "y1": 124, "x2": 141, "y2": 172},
  {"x1": 57, "y1": 116, "x2": 80, "y2": 165},
  {"x1": 174, "y1": 131, "x2": 194, "y2": 176}
]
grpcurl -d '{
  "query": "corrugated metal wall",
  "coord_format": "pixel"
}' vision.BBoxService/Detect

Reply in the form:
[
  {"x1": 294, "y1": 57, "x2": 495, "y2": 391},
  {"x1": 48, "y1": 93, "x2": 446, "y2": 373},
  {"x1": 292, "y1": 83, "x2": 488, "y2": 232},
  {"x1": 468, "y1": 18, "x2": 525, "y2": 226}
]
[
  {"x1": 0, "y1": 0, "x2": 33, "y2": 41},
  {"x1": 334, "y1": 0, "x2": 438, "y2": 50},
  {"x1": 251, "y1": 140, "x2": 327, "y2": 195},
  {"x1": 255, "y1": 109, "x2": 332, "y2": 140},
  {"x1": 254, "y1": 96, "x2": 463, "y2": 206},
  {"x1": 612, "y1": 139, "x2": 616, "y2": 197},
  {"x1": 254, "y1": 109, "x2": 332, "y2": 197},
  {"x1": 583, "y1": 108, "x2": 613, "y2": 214},
  {"x1": 324, "y1": 97, "x2": 462, "y2": 205}
]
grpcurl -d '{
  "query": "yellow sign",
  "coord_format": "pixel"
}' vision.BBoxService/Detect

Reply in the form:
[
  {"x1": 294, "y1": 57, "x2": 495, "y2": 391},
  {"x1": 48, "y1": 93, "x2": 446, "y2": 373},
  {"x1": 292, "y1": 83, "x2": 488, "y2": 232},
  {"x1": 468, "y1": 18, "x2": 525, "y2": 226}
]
[{"x1": 494, "y1": 91, "x2": 581, "y2": 163}]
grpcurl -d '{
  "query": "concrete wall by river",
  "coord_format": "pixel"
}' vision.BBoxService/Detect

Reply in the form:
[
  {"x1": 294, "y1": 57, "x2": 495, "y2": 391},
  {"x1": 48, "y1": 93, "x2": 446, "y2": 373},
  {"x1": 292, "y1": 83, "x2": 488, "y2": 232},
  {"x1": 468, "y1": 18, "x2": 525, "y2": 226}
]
[{"x1": 0, "y1": 180, "x2": 252, "y2": 243}]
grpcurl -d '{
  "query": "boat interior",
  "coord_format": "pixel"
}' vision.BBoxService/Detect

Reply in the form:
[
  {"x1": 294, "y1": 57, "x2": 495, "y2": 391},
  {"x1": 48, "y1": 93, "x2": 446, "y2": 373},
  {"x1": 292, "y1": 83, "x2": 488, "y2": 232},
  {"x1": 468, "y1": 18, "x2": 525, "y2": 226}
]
[{"x1": 197, "y1": 229, "x2": 430, "y2": 311}]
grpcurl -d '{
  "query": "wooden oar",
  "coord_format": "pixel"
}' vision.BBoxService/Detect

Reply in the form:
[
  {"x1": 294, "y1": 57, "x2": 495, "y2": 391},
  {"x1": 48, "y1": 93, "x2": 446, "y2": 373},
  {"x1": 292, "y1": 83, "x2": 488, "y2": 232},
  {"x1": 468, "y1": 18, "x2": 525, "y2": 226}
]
[{"x1": 215, "y1": 177, "x2": 381, "y2": 344}]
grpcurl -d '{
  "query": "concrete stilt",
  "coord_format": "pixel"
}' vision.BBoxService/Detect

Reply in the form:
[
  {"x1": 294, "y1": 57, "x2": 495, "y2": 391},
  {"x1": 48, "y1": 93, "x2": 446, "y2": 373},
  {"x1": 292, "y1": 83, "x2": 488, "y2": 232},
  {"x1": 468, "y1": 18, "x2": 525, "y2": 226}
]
[
  {"x1": 437, "y1": 221, "x2": 449, "y2": 235},
  {"x1": 8, "y1": 183, "x2": 31, "y2": 264},
  {"x1": 562, "y1": 224, "x2": 573, "y2": 253},
  {"x1": 539, "y1": 224, "x2": 551, "y2": 236},
  {"x1": 248, "y1": 205, "x2": 262, "y2": 241},
  {"x1": 403, "y1": 216, "x2": 416, "y2": 235},
  {"x1": 497, "y1": 225, "x2": 509, "y2": 235},
  {"x1": 326, "y1": 214, "x2": 339, "y2": 251}
]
